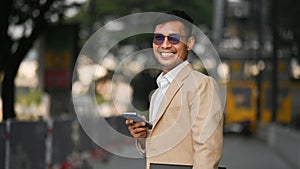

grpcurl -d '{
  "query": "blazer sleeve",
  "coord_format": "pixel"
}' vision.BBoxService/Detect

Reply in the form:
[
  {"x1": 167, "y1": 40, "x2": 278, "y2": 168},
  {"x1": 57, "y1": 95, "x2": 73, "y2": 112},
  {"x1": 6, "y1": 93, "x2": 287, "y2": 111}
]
[
  {"x1": 190, "y1": 76, "x2": 223, "y2": 169},
  {"x1": 136, "y1": 138, "x2": 146, "y2": 157}
]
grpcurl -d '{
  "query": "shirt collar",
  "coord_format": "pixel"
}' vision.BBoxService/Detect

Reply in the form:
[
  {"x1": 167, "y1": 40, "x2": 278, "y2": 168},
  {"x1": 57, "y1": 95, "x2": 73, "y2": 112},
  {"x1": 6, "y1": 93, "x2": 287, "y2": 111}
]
[{"x1": 156, "y1": 60, "x2": 189, "y2": 86}]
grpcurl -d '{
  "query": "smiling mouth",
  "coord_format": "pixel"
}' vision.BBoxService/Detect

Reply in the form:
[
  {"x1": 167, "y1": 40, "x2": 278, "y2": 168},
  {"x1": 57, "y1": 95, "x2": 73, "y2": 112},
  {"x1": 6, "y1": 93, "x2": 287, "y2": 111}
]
[{"x1": 160, "y1": 52, "x2": 175, "y2": 57}]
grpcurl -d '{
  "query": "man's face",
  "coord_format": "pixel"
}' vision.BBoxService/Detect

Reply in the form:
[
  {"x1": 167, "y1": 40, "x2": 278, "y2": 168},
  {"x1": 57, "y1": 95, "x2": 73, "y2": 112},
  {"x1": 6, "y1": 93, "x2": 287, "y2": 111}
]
[{"x1": 152, "y1": 21, "x2": 194, "y2": 73}]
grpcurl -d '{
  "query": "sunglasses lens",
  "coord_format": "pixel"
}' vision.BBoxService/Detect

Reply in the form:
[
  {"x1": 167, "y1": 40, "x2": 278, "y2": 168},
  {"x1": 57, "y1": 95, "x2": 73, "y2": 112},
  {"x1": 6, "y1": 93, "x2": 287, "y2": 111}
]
[
  {"x1": 153, "y1": 33, "x2": 181, "y2": 45},
  {"x1": 153, "y1": 34, "x2": 164, "y2": 45},
  {"x1": 168, "y1": 34, "x2": 180, "y2": 45}
]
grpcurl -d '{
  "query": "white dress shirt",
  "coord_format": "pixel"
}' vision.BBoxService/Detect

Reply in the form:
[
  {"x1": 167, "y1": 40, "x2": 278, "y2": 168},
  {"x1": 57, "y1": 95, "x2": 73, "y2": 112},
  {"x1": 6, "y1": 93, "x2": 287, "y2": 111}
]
[{"x1": 151, "y1": 60, "x2": 189, "y2": 121}]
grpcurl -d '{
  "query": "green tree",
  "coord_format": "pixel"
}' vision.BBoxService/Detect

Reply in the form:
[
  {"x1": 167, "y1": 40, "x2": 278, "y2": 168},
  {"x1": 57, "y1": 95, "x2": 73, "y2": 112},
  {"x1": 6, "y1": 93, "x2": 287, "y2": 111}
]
[
  {"x1": 0, "y1": 0, "x2": 83, "y2": 120},
  {"x1": 70, "y1": 0, "x2": 214, "y2": 41},
  {"x1": 276, "y1": 0, "x2": 300, "y2": 54},
  {"x1": 268, "y1": 0, "x2": 300, "y2": 59}
]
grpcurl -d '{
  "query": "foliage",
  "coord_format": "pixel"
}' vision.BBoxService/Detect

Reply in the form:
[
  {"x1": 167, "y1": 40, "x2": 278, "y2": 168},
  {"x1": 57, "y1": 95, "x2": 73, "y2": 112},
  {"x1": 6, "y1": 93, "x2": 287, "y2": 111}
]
[
  {"x1": 0, "y1": 0, "x2": 85, "y2": 119},
  {"x1": 68, "y1": 0, "x2": 214, "y2": 41},
  {"x1": 17, "y1": 90, "x2": 42, "y2": 106},
  {"x1": 269, "y1": 0, "x2": 300, "y2": 56}
]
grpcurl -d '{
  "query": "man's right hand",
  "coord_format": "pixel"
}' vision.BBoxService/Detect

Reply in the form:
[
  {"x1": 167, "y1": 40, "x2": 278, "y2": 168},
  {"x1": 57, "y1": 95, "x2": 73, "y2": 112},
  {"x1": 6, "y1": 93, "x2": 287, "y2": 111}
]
[{"x1": 125, "y1": 119, "x2": 148, "y2": 138}]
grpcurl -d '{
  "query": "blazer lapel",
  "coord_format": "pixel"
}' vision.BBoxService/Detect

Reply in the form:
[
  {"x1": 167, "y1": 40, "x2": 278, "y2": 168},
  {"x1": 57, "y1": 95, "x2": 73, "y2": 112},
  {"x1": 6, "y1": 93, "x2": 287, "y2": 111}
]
[
  {"x1": 152, "y1": 64, "x2": 193, "y2": 128},
  {"x1": 149, "y1": 90, "x2": 159, "y2": 122}
]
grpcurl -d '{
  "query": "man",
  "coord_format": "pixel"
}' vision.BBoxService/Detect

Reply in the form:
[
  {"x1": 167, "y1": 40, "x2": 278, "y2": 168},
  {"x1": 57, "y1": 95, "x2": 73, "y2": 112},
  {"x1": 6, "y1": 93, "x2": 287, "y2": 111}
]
[{"x1": 125, "y1": 9, "x2": 223, "y2": 169}]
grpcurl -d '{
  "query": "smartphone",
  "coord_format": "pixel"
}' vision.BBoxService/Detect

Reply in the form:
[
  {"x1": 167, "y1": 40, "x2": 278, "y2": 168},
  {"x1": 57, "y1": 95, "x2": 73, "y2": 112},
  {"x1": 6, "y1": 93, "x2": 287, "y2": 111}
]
[{"x1": 122, "y1": 112, "x2": 153, "y2": 129}]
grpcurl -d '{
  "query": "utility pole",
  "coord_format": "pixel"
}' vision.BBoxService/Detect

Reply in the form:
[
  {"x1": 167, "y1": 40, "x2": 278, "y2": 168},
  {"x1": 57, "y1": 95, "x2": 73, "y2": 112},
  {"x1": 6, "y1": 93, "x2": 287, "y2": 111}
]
[
  {"x1": 213, "y1": 0, "x2": 225, "y2": 46},
  {"x1": 271, "y1": 0, "x2": 278, "y2": 122},
  {"x1": 255, "y1": 0, "x2": 265, "y2": 123}
]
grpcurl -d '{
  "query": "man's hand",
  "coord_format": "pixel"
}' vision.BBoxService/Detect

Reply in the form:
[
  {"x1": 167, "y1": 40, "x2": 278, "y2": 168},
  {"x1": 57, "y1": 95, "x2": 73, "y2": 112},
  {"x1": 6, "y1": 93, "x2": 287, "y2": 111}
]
[{"x1": 125, "y1": 119, "x2": 148, "y2": 138}]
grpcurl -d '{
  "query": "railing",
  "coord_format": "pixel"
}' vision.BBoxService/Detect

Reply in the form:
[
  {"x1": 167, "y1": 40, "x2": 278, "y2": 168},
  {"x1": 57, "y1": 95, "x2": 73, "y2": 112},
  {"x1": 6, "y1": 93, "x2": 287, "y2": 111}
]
[{"x1": 0, "y1": 116, "x2": 130, "y2": 169}]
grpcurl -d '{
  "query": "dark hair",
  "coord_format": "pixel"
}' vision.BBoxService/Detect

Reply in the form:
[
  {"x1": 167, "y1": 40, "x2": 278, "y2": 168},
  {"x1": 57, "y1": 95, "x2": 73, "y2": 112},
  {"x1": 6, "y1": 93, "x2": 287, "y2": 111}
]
[{"x1": 153, "y1": 9, "x2": 194, "y2": 36}]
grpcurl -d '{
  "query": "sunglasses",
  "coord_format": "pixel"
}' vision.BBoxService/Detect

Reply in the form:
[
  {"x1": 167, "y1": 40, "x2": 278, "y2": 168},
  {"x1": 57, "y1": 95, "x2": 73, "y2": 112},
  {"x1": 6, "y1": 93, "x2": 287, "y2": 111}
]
[{"x1": 153, "y1": 33, "x2": 188, "y2": 45}]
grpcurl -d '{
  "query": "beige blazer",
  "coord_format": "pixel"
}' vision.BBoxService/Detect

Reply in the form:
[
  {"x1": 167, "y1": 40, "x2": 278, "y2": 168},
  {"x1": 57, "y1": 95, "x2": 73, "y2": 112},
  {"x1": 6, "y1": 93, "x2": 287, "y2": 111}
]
[{"x1": 137, "y1": 64, "x2": 223, "y2": 169}]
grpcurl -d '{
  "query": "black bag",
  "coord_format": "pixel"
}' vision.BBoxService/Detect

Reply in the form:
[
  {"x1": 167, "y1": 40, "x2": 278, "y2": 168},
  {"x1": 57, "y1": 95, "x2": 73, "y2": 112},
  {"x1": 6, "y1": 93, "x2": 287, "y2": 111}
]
[{"x1": 150, "y1": 163, "x2": 227, "y2": 169}]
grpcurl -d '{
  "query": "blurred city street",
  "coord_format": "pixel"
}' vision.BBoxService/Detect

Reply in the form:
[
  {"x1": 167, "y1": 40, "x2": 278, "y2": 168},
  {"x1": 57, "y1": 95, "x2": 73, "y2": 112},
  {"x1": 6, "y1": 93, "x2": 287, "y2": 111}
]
[
  {"x1": 88, "y1": 134, "x2": 293, "y2": 169},
  {"x1": 1, "y1": 0, "x2": 300, "y2": 169}
]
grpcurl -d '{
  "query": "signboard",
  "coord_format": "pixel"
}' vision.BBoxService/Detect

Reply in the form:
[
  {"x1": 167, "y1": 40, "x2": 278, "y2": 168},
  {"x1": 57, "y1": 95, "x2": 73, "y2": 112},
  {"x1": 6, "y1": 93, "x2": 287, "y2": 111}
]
[{"x1": 44, "y1": 24, "x2": 78, "y2": 89}]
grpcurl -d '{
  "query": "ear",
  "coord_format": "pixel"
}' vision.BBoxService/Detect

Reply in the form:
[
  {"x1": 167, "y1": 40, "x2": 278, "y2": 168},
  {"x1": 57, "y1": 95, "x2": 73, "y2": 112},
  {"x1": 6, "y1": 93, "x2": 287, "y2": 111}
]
[{"x1": 187, "y1": 36, "x2": 195, "y2": 51}]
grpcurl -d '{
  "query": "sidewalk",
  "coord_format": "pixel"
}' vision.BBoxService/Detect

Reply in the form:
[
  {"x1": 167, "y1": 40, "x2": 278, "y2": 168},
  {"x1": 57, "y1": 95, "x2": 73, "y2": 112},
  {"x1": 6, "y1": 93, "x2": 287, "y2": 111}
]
[
  {"x1": 220, "y1": 134, "x2": 293, "y2": 169},
  {"x1": 86, "y1": 134, "x2": 293, "y2": 169},
  {"x1": 88, "y1": 144, "x2": 145, "y2": 169}
]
